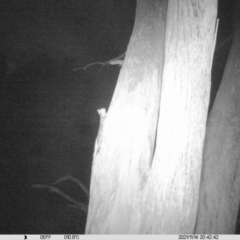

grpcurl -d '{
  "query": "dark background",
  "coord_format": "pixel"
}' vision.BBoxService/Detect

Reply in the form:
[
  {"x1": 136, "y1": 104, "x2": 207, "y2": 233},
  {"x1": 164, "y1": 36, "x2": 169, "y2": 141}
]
[{"x1": 0, "y1": 0, "x2": 237, "y2": 234}]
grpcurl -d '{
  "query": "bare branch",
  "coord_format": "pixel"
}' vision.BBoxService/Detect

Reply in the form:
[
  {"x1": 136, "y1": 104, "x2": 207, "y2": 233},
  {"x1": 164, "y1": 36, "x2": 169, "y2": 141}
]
[
  {"x1": 52, "y1": 175, "x2": 89, "y2": 199},
  {"x1": 32, "y1": 184, "x2": 88, "y2": 214},
  {"x1": 73, "y1": 52, "x2": 125, "y2": 71}
]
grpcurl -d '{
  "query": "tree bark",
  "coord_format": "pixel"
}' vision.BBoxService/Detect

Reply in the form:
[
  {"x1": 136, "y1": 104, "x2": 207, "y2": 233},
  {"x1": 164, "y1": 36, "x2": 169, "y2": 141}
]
[
  {"x1": 142, "y1": 0, "x2": 217, "y2": 234},
  {"x1": 86, "y1": 0, "x2": 167, "y2": 233},
  {"x1": 85, "y1": 0, "x2": 217, "y2": 234},
  {"x1": 195, "y1": 0, "x2": 240, "y2": 234}
]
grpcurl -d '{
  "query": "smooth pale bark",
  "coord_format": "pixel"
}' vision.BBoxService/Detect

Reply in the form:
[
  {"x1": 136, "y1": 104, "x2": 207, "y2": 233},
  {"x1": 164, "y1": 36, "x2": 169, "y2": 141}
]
[
  {"x1": 85, "y1": 0, "x2": 217, "y2": 234},
  {"x1": 195, "y1": 1, "x2": 240, "y2": 234},
  {"x1": 86, "y1": 0, "x2": 167, "y2": 233},
  {"x1": 142, "y1": 0, "x2": 217, "y2": 234}
]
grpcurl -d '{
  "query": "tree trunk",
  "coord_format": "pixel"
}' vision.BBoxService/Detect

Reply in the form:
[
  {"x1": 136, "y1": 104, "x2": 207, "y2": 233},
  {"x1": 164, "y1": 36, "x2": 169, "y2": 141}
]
[
  {"x1": 142, "y1": 0, "x2": 217, "y2": 234},
  {"x1": 194, "y1": 0, "x2": 240, "y2": 234},
  {"x1": 85, "y1": 0, "x2": 167, "y2": 233},
  {"x1": 85, "y1": 0, "x2": 217, "y2": 234}
]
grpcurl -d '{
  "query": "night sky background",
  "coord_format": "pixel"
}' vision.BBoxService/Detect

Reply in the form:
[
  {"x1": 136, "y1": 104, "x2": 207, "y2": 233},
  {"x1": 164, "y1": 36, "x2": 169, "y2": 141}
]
[{"x1": 0, "y1": 0, "x2": 238, "y2": 234}]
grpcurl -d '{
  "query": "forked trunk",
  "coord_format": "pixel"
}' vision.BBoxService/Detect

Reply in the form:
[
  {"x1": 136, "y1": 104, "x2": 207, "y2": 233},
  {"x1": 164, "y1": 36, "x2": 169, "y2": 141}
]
[{"x1": 86, "y1": 0, "x2": 217, "y2": 234}]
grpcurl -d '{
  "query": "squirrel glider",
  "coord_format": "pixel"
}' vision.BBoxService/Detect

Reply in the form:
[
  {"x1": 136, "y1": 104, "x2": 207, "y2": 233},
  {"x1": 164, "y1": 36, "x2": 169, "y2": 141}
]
[{"x1": 74, "y1": 52, "x2": 125, "y2": 71}]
